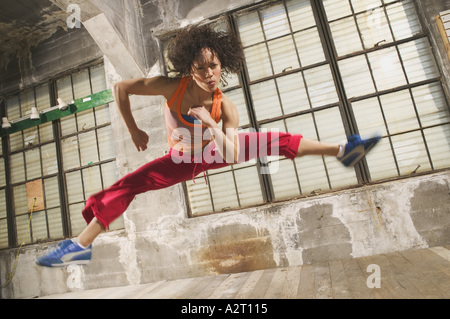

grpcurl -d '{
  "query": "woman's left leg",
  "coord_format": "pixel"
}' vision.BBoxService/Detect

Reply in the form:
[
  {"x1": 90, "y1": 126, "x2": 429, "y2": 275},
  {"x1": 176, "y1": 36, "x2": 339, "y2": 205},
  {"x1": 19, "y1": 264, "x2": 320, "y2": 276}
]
[
  {"x1": 295, "y1": 134, "x2": 382, "y2": 167},
  {"x1": 295, "y1": 138, "x2": 340, "y2": 157},
  {"x1": 217, "y1": 131, "x2": 379, "y2": 167}
]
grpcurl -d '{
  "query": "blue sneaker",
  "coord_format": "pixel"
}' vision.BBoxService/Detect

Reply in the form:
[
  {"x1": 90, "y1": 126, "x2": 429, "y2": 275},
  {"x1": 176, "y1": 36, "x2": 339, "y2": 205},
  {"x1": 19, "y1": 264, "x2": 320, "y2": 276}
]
[
  {"x1": 36, "y1": 239, "x2": 92, "y2": 267},
  {"x1": 338, "y1": 134, "x2": 381, "y2": 167}
]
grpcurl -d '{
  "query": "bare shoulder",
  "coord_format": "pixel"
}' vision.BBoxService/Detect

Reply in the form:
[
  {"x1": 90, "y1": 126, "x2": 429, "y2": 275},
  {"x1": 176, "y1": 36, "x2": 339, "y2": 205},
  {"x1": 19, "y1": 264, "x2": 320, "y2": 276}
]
[
  {"x1": 221, "y1": 93, "x2": 238, "y2": 115},
  {"x1": 116, "y1": 76, "x2": 182, "y2": 99},
  {"x1": 142, "y1": 76, "x2": 182, "y2": 100},
  {"x1": 221, "y1": 92, "x2": 239, "y2": 128}
]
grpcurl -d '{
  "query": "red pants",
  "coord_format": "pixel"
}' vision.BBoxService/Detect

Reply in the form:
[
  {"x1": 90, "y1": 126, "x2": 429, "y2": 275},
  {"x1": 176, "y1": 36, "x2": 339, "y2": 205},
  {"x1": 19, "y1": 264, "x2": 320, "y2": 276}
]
[{"x1": 82, "y1": 132, "x2": 302, "y2": 228}]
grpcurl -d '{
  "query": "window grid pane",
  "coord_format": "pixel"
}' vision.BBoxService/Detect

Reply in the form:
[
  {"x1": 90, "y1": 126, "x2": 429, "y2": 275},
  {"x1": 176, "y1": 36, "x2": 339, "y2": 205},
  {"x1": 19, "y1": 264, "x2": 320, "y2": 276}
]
[
  {"x1": 0, "y1": 190, "x2": 7, "y2": 249},
  {"x1": 1, "y1": 62, "x2": 121, "y2": 248},
  {"x1": 332, "y1": 0, "x2": 449, "y2": 180},
  {"x1": 3, "y1": 82, "x2": 62, "y2": 247},
  {"x1": 182, "y1": 0, "x2": 450, "y2": 218},
  {"x1": 0, "y1": 156, "x2": 5, "y2": 188},
  {"x1": 58, "y1": 64, "x2": 122, "y2": 235}
]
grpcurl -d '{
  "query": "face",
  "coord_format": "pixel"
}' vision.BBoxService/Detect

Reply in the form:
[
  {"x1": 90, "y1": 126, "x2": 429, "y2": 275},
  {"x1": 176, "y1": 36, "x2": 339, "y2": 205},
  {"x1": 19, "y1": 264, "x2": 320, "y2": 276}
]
[{"x1": 190, "y1": 48, "x2": 222, "y2": 92}]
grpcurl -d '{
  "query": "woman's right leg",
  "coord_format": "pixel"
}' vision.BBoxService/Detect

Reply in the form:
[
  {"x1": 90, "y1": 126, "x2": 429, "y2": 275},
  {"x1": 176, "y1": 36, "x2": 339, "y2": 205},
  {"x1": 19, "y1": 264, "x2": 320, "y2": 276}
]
[
  {"x1": 80, "y1": 153, "x2": 197, "y2": 236},
  {"x1": 36, "y1": 153, "x2": 196, "y2": 267},
  {"x1": 78, "y1": 218, "x2": 105, "y2": 248}
]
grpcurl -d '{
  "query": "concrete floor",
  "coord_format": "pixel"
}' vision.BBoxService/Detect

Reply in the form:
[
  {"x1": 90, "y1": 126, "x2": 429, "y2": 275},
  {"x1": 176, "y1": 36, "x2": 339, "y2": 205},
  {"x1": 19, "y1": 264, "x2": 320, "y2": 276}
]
[{"x1": 37, "y1": 246, "x2": 450, "y2": 299}]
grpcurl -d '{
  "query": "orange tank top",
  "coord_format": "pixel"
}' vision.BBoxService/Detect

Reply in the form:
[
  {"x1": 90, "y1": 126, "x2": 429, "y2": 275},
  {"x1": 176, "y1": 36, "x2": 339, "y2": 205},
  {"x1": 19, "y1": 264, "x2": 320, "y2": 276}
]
[{"x1": 165, "y1": 77, "x2": 222, "y2": 155}]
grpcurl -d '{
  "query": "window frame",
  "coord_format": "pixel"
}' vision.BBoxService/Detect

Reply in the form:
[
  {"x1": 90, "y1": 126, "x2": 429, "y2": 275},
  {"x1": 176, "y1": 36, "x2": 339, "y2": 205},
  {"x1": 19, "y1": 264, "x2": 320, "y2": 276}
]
[
  {"x1": 0, "y1": 60, "x2": 121, "y2": 249},
  {"x1": 162, "y1": 0, "x2": 450, "y2": 218}
]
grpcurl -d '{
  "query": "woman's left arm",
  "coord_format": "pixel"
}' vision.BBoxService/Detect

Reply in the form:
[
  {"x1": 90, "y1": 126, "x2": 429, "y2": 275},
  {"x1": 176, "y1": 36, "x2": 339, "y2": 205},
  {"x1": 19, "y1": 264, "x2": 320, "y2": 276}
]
[{"x1": 187, "y1": 95, "x2": 240, "y2": 163}]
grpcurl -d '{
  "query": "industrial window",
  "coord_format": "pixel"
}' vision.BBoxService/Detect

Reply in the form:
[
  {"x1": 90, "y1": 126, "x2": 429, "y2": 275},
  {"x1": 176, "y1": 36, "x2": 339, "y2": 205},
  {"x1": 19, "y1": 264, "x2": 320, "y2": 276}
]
[
  {"x1": 56, "y1": 65, "x2": 121, "y2": 235},
  {"x1": 0, "y1": 63, "x2": 121, "y2": 249},
  {"x1": 4, "y1": 83, "x2": 62, "y2": 249},
  {"x1": 168, "y1": 0, "x2": 450, "y2": 217},
  {"x1": 0, "y1": 137, "x2": 6, "y2": 248},
  {"x1": 328, "y1": 0, "x2": 450, "y2": 180}
]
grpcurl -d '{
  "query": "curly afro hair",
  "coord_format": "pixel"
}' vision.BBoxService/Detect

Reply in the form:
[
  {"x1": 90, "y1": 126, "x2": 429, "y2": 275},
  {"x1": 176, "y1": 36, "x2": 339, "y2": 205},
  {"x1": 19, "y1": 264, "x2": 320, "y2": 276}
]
[{"x1": 166, "y1": 23, "x2": 245, "y2": 86}]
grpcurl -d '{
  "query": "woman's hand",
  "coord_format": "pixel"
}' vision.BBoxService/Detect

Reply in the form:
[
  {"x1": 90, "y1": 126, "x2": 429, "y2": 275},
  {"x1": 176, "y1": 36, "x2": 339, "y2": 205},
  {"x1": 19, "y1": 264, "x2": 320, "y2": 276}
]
[
  {"x1": 187, "y1": 101, "x2": 240, "y2": 164},
  {"x1": 187, "y1": 106, "x2": 215, "y2": 128},
  {"x1": 130, "y1": 128, "x2": 149, "y2": 152}
]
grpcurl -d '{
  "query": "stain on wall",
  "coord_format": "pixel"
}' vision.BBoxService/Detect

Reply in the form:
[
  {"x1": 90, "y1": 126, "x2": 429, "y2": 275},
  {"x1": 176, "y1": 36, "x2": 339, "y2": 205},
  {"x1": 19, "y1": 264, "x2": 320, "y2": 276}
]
[
  {"x1": 0, "y1": 5, "x2": 68, "y2": 85},
  {"x1": 199, "y1": 224, "x2": 276, "y2": 274},
  {"x1": 409, "y1": 180, "x2": 450, "y2": 246},
  {"x1": 296, "y1": 204, "x2": 352, "y2": 264}
]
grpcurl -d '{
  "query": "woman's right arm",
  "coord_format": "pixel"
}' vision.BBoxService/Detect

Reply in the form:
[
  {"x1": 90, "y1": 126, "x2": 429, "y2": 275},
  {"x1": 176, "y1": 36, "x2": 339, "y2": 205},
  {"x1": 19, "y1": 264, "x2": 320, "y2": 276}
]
[{"x1": 112, "y1": 76, "x2": 175, "y2": 152}]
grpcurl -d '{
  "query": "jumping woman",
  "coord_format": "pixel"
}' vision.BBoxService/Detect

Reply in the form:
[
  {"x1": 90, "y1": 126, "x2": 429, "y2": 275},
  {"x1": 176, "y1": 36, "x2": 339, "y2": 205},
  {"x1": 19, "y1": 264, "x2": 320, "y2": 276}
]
[{"x1": 36, "y1": 24, "x2": 380, "y2": 267}]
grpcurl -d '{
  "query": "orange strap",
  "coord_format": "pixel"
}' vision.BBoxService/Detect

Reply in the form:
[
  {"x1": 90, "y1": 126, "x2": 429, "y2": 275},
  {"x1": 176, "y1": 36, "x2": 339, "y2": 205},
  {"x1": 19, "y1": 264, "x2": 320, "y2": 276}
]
[
  {"x1": 211, "y1": 90, "x2": 222, "y2": 123},
  {"x1": 167, "y1": 77, "x2": 221, "y2": 128},
  {"x1": 167, "y1": 77, "x2": 190, "y2": 108}
]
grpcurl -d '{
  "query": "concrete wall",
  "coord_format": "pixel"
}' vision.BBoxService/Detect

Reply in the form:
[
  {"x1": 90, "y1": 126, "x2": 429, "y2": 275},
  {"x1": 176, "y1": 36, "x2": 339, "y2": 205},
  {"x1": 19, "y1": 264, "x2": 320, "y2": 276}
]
[
  {"x1": 1, "y1": 0, "x2": 450, "y2": 299},
  {"x1": 416, "y1": 0, "x2": 450, "y2": 97},
  {"x1": 1, "y1": 170, "x2": 449, "y2": 298},
  {"x1": 0, "y1": 25, "x2": 103, "y2": 94}
]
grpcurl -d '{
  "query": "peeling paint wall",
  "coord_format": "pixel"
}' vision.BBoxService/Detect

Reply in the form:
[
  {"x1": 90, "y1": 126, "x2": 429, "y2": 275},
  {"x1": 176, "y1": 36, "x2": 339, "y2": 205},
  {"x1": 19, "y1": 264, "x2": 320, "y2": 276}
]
[
  {"x1": 0, "y1": 3, "x2": 102, "y2": 93},
  {"x1": 416, "y1": 0, "x2": 450, "y2": 97},
  {"x1": 2, "y1": 170, "x2": 449, "y2": 298},
  {"x1": 0, "y1": 4, "x2": 67, "y2": 70},
  {"x1": 0, "y1": 28, "x2": 102, "y2": 94},
  {"x1": 1, "y1": 0, "x2": 450, "y2": 299}
]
